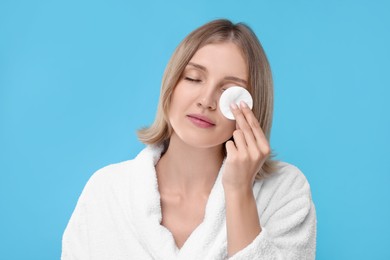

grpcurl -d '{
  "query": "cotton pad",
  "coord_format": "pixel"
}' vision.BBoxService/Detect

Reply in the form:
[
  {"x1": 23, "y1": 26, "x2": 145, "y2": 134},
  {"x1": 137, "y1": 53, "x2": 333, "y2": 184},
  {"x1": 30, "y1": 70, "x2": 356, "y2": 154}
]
[{"x1": 219, "y1": 86, "x2": 253, "y2": 120}]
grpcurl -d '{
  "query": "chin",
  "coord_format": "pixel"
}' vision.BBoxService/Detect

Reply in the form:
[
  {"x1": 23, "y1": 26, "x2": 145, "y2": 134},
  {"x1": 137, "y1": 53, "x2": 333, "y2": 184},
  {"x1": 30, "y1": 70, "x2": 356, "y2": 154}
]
[
  {"x1": 182, "y1": 135, "x2": 231, "y2": 150},
  {"x1": 172, "y1": 127, "x2": 232, "y2": 150}
]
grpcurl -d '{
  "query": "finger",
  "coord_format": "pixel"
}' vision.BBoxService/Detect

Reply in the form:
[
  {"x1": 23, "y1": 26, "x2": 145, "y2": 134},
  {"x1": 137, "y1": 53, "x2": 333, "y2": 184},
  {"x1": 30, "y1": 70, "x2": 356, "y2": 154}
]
[
  {"x1": 232, "y1": 129, "x2": 247, "y2": 151},
  {"x1": 230, "y1": 102, "x2": 257, "y2": 149},
  {"x1": 239, "y1": 101, "x2": 271, "y2": 155},
  {"x1": 239, "y1": 101, "x2": 260, "y2": 130}
]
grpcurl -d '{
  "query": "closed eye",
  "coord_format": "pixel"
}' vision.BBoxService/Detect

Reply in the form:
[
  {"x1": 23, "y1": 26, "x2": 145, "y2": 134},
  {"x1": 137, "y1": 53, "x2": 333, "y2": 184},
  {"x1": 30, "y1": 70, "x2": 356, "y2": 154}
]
[{"x1": 185, "y1": 77, "x2": 202, "y2": 83}]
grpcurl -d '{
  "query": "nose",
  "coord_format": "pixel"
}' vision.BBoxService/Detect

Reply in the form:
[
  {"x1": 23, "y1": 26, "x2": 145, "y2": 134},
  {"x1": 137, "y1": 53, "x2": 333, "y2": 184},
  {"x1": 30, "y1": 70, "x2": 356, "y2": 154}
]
[{"x1": 197, "y1": 88, "x2": 217, "y2": 110}]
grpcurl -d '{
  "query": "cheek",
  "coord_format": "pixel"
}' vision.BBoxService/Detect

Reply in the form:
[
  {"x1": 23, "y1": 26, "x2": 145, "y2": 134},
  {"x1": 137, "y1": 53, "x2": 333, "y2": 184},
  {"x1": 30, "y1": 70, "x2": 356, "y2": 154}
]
[
  {"x1": 168, "y1": 84, "x2": 192, "y2": 123},
  {"x1": 222, "y1": 119, "x2": 237, "y2": 136},
  {"x1": 170, "y1": 83, "x2": 192, "y2": 109},
  {"x1": 169, "y1": 88, "x2": 184, "y2": 116}
]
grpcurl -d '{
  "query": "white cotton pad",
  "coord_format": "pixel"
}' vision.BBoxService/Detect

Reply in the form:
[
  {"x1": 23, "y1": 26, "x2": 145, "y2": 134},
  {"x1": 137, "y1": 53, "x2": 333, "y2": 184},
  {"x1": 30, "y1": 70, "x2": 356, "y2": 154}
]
[{"x1": 219, "y1": 86, "x2": 253, "y2": 120}]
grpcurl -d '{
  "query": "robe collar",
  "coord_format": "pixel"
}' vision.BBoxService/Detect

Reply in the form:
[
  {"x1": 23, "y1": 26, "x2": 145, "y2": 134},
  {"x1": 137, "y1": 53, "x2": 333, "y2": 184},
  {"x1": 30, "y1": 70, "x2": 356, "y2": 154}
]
[{"x1": 128, "y1": 145, "x2": 228, "y2": 259}]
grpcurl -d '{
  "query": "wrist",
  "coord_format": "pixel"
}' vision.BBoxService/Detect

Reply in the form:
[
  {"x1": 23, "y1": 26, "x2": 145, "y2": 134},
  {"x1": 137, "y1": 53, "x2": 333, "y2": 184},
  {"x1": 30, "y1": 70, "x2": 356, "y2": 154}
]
[{"x1": 223, "y1": 184, "x2": 254, "y2": 201}]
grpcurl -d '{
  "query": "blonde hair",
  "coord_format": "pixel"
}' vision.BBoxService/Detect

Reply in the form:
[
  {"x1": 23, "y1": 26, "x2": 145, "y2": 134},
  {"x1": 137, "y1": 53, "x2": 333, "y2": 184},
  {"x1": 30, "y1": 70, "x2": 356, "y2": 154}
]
[{"x1": 138, "y1": 19, "x2": 277, "y2": 179}]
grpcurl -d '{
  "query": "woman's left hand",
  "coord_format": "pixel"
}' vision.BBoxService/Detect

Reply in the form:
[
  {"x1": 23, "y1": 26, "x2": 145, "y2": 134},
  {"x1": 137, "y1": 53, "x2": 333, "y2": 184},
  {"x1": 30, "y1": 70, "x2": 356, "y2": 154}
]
[{"x1": 222, "y1": 101, "x2": 271, "y2": 192}]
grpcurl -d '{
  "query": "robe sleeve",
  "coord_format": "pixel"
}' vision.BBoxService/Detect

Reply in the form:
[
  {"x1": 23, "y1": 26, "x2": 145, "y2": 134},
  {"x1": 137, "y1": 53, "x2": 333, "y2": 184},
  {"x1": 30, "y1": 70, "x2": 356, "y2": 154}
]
[
  {"x1": 61, "y1": 178, "x2": 95, "y2": 260},
  {"x1": 229, "y1": 166, "x2": 317, "y2": 260}
]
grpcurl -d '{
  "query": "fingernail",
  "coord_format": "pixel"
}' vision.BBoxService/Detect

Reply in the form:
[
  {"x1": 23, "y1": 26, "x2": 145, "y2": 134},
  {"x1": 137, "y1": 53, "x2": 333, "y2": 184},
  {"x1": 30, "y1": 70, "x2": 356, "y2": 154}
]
[
  {"x1": 240, "y1": 101, "x2": 248, "y2": 108},
  {"x1": 230, "y1": 103, "x2": 238, "y2": 110}
]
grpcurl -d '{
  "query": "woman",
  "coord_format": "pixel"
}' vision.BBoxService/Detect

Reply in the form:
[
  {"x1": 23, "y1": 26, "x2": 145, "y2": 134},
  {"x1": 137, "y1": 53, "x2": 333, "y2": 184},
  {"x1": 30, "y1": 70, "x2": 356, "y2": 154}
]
[{"x1": 62, "y1": 19, "x2": 316, "y2": 259}]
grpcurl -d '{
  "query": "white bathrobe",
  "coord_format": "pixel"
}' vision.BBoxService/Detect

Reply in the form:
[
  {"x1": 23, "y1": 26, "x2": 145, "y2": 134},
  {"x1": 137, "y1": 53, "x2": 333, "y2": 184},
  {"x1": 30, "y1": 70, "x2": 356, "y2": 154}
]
[{"x1": 62, "y1": 145, "x2": 316, "y2": 260}]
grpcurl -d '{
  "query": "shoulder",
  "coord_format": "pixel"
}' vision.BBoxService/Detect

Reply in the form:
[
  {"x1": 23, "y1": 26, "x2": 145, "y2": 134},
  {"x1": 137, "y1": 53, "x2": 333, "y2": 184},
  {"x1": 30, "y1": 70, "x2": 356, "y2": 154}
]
[
  {"x1": 259, "y1": 161, "x2": 311, "y2": 194},
  {"x1": 274, "y1": 161, "x2": 309, "y2": 184},
  {"x1": 81, "y1": 144, "x2": 163, "y2": 197},
  {"x1": 77, "y1": 159, "x2": 135, "y2": 201},
  {"x1": 254, "y1": 161, "x2": 314, "y2": 213},
  {"x1": 89, "y1": 159, "x2": 136, "y2": 185}
]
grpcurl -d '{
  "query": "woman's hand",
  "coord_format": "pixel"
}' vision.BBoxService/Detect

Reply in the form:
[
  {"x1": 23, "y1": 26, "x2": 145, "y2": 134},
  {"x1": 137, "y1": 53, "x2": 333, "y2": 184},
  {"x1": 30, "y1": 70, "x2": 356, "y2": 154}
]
[
  {"x1": 222, "y1": 101, "x2": 271, "y2": 192},
  {"x1": 222, "y1": 101, "x2": 269, "y2": 255}
]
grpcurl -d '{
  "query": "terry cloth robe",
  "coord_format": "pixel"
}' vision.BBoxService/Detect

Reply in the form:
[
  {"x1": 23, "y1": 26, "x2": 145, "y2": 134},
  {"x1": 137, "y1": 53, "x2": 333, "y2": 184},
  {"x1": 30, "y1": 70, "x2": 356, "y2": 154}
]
[{"x1": 62, "y1": 145, "x2": 317, "y2": 260}]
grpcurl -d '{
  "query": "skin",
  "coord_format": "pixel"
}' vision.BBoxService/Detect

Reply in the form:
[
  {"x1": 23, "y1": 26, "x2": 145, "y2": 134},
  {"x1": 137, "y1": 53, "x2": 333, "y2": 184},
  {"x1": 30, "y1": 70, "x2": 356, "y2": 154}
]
[{"x1": 155, "y1": 42, "x2": 270, "y2": 257}]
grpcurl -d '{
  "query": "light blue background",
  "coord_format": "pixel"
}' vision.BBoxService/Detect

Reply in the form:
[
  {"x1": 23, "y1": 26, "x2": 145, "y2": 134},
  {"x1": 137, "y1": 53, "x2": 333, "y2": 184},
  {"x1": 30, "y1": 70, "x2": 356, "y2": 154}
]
[{"x1": 1, "y1": 0, "x2": 389, "y2": 259}]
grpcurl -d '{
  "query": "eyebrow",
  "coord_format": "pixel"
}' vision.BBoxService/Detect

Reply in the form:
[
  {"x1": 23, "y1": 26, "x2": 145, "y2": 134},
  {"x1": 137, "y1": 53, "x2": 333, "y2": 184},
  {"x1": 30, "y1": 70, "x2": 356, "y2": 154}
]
[
  {"x1": 187, "y1": 62, "x2": 248, "y2": 85},
  {"x1": 188, "y1": 62, "x2": 207, "y2": 71}
]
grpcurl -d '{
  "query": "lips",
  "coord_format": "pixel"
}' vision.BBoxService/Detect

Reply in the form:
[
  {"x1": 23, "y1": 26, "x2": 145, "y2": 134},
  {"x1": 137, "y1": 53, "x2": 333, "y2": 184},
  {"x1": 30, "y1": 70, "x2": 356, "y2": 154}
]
[{"x1": 187, "y1": 114, "x2": 215, "y2": 128}]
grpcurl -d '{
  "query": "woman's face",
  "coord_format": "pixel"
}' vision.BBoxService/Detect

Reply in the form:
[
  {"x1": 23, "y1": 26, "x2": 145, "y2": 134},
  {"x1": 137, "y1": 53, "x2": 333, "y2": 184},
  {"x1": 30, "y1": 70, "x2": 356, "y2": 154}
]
[{"x1": 168, "y1": 42, "x2": 248, "y2": 150}]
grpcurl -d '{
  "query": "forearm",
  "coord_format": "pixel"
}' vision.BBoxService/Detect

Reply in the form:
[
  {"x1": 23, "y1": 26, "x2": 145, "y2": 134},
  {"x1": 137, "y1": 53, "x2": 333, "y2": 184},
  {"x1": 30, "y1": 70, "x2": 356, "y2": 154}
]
[{"x1": 224, "y1": 186, "x2": 261, "y2": 257}]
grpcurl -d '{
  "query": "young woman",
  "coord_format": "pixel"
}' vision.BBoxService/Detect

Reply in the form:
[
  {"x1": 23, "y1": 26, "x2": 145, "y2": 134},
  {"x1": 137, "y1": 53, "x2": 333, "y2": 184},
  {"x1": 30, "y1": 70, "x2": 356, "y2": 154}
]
[{"x1": 62, "y1": 19, "x2": 316, "y2": 259}]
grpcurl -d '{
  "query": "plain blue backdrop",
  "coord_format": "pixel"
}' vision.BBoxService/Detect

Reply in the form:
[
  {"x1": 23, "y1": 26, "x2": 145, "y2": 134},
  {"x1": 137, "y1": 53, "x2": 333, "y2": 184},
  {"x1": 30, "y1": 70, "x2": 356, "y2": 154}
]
[{"x1": 1, "y1": 0, "x2": 389, "y2": 259}]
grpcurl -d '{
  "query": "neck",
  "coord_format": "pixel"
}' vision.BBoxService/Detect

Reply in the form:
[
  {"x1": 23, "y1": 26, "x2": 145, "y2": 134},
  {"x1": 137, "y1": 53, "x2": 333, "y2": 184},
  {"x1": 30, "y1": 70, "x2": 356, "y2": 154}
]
[{"x1": 156, "y1": 133, "x2": 224, "y2": 198}]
